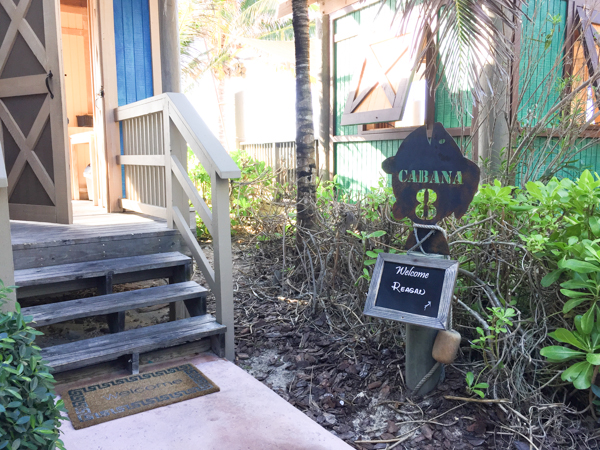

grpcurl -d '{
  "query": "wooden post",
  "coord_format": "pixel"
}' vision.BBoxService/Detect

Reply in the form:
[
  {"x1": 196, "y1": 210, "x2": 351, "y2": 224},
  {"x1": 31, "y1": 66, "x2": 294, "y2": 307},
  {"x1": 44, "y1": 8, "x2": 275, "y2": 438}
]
[
  {"x1": 101, "y1": 272, "x2": 125, "y2": 333},
  {"x1": 406, "y1": 323, "x2": 442, "y2": 395},
  {"x1": 158, "y1": 0, "x2": 181, "y2": 93},
  {"x1": 97, "y1": 0, "x2": 123, "y2": 213},
  {"x1": 274, "y1": 142, "x2": 280, "y2": 184},
  {"x1": 211, "y1": 173, "x2": 235, "y2": 361},
  {"x1": 169, "y1": 261, "x2": 191, "y2": 321},
  {"x1": 0, "y1": 184, "x2": 16, "y2": 312}
]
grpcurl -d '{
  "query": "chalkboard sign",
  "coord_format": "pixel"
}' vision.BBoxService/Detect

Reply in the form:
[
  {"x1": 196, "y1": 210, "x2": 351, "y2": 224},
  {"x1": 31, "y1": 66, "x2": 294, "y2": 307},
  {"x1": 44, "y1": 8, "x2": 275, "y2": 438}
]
[{"x1": 364, "y1": 253, "x2": 458, "y2": 330}]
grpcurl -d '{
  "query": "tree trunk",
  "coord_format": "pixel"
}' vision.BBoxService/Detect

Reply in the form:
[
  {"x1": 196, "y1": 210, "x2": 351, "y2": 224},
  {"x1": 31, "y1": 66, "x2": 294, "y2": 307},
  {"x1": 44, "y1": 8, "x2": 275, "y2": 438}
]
[{"x1": 292, "y1": 0, "x2": 316, "y2": 233}]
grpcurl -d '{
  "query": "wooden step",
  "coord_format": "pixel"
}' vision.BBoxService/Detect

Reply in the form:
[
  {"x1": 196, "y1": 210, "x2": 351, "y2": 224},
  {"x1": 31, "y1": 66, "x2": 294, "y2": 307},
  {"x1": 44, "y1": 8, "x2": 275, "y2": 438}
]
[
  {"x1": 15, "y1": 252, "x2": 192, "y2": 298},
  {"x1": 22, "y1": 281, "x2": 206, "y2": 327},
  {"x1": 42, "y1": 314, "x2": 226, "y2": 373},
  {"x1": 15, "y1": 252, "x2": 191, "y2": 287},
  {"x1": 11, "y1": 219, "x2": 188, "y2": 271}
]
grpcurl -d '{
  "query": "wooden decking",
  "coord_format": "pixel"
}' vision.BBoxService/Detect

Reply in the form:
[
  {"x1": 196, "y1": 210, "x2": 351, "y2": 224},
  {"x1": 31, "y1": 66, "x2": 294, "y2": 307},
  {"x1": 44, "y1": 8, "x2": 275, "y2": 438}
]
[
  {"x1": 10, "y1": 201, "x2": 186, "y2": 271},
  {"x1": 10, "y1": 201, "x2": 168, "y2": 247}
]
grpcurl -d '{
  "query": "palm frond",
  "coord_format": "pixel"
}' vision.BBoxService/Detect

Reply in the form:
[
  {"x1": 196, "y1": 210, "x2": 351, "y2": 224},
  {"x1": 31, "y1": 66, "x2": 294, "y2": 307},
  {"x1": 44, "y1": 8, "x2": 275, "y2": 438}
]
[{"x1": 389, "y1": 0, "x2": 527, "y2": 101}]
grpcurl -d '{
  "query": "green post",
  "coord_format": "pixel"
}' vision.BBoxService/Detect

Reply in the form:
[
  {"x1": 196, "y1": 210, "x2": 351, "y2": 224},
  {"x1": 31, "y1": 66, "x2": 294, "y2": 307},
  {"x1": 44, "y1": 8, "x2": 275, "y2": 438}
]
[{"x1": 405, "y1": 324, "x2": 442, "y2": 395}]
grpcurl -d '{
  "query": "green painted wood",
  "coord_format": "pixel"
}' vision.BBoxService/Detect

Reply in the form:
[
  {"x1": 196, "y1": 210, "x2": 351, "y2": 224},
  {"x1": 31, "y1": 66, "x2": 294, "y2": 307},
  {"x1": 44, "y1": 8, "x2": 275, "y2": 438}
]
[
  {"x1": 335, "y1": 140, "x2": 401, "y2": 195},
  {"x1": 434, "y1": 78, "x2": 472, "y2": 129},
  {"x1": 517, "y1": 0, "x2": 567, "y2": 123},
  {"x1": 516, "y1": 137, "x2": 600, "y2": 185}
]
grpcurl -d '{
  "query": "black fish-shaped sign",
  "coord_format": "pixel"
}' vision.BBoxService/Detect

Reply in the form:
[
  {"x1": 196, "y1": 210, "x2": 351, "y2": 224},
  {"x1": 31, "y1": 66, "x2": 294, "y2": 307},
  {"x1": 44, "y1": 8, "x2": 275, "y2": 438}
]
[{"x1": 382, "y1": 123, "x2": 480, "y2": 254}]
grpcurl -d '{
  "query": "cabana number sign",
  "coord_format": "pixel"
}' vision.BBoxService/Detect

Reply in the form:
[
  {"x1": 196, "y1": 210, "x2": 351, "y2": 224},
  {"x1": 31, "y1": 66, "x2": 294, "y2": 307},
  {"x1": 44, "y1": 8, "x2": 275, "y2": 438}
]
[{"x1": 363, "y1": 123, "x2": 479, "y2": 329}]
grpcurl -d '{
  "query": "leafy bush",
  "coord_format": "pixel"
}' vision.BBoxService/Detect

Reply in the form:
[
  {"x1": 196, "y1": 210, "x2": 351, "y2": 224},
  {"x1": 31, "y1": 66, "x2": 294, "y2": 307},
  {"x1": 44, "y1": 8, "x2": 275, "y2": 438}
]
[
  {"x1": 188, "y1": 148, "x2": 284, "y2": 238},
  {"x1": 0, "y1": 284, "x2": 65, "y2": 450}
]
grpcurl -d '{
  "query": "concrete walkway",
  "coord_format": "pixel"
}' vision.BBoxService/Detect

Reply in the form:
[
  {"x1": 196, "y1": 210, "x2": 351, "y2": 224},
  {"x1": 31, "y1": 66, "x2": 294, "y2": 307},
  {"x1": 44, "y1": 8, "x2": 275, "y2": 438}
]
[{"x1": 57, "y1": 353, "x2": 354, "y2": 450}]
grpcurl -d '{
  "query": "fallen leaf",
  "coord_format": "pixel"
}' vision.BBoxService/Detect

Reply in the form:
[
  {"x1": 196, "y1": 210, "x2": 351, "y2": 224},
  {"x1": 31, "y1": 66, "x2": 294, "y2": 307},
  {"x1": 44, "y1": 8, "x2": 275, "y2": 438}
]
[
  {"x1": 387, "y1": 420, "x2": 399, "y2": 434},
  {"x1": 367, "y1": 381, "x2": 382, "y2": 390},
  {"x1": 421, "y1": 424, "x2": 434, "y2": 440}
]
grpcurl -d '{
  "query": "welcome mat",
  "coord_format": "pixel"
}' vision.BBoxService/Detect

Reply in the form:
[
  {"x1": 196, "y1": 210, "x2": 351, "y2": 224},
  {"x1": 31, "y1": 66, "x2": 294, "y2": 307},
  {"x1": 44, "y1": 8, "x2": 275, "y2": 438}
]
[{"x1": 61, "y1": 363, "x2": 219, "y2": 430}]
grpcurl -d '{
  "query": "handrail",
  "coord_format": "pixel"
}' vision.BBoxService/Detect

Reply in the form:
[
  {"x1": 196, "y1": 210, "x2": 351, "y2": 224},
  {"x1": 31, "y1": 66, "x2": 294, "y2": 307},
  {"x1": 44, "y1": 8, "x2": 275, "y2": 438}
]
[
  {"x1": 114, "y1": 93, "x2": 239, "y2": 361},
  {"x1": 114, "y1": 93, "x2": 240, "y2": 180}
]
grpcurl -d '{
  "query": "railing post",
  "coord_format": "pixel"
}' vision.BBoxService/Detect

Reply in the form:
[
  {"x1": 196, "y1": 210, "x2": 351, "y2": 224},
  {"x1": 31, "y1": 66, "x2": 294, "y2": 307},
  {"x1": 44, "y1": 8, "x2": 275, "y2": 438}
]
[
  {"x1": 0, "y1": 185, "x2": 16, "y2": 312},
  {"x1": 211, "y1": 172, "x2": 235, "y2": 361}
]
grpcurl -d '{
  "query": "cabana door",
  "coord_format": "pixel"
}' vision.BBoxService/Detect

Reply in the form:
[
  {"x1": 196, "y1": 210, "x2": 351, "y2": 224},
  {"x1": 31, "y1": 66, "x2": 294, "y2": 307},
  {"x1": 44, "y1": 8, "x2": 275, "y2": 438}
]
[{"x1": 0, "y1": 0, "x2": 71, "y2": 224}]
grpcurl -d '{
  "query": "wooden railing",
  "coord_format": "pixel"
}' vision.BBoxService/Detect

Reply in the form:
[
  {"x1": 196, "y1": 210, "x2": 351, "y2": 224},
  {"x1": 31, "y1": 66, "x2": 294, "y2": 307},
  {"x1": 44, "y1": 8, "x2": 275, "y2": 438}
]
[
  {"x1": 115, "y1": 93, "x2": 241, "y2": 360},
  {"x1": 0, "y1": 142, "x2": 16, "y2": 311}
]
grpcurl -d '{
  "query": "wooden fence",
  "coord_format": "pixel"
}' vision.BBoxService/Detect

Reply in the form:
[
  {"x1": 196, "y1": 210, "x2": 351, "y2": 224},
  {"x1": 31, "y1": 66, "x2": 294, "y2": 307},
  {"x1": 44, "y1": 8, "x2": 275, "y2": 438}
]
[{"x1": 240, "y1": 140, "x2": 326, "y2": 188}]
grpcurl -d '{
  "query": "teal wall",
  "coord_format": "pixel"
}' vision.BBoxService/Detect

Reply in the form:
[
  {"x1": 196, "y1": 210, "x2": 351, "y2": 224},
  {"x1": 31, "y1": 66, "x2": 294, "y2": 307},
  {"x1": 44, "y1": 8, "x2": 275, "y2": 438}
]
[
  {"x1": 333, "y1": 0, "x2": 597, "y2": 196},
  {"x1": 517, "y1": 0, "x2": 567, "y2": 123},
  {"x1": 335, "y1": 140, "x2": 401, "y2": 194}
]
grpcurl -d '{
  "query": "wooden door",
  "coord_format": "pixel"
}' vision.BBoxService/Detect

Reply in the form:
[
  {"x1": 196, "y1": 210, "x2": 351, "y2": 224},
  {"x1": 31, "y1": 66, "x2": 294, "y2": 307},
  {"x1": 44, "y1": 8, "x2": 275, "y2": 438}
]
[
  {"x1": 0, "y1": 0, "x2": 72, "y2": 223},
  {"x1": 89, "y1": 0, "x2": 107, "y2": 208}
]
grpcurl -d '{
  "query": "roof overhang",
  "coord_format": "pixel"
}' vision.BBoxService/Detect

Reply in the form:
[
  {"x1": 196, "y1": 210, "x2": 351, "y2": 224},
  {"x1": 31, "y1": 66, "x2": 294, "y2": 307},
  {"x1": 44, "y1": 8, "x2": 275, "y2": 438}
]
[{"x1": 277, "y1": 0, "x2": 365, "y2": 19}]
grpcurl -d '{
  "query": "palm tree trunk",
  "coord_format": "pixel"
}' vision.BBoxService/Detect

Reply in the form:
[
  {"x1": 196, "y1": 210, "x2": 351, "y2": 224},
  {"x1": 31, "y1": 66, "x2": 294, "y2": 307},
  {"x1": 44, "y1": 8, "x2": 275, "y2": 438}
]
[{"x1": 292, "y1": 0, "x2": 316, "y2": 233}]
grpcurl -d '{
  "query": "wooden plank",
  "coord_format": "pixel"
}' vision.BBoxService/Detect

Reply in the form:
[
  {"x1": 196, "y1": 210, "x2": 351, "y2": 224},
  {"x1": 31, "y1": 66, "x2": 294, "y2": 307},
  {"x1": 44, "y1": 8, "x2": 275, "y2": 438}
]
[
  {"x1": 119, "y1": 198, "x2": 168, "y2": 218},
  {"x1": 0, "y1": 186, "x2": 15, "y2": 312},
  {"x1": 170, "y1": 154, "x2": 213, "y2": 235},
  {"x1": 128, "y1": 352, "x2": 140, "y2": 375},
  {"x1": 8, "y1": 204, "x2": 57, "y2": 222},
  {"x1": 23, "y1": 281, "x2": 206, "y2": 327},
  {"x1": 45, "y1": 0, "x2": 73, "y2": 224},
  {"x1": 98, "y1": 271, "x2": 124, "y2": 334},
  {"x1": 42, "y1": 314, "x2": 226, "y2": 372},
  {"x1": 148, "y1": 0, "x2": 162, "y2": 96},
  {"x1": 0, "y1": 146, "x2": 6, "y2": 188},
  {"x1": 117, "y1": 154, "x2": 166, "y2": 166},
  {"x1": 169, "y1": 261, "x2": 192, "y2": 321},
  {"x1": 14, "y1": 251, "x2": 190, "y2": 287},
  {"x1": 62, "y1": 27, "x2": 85, "y2": 36},
  {"x1": 114, "y1": 96, "x2": 166, "y2": 121},
  {"x1": 0, "y1": 75, "x2": 47, "y2": 98},
  {"x1": 12, "y1": 230, "x2": 185, "y2": 270},
  {"x1": 70, "y1": 131, "x2": 94, "y2": 145},
  {"x1": 172, "y1": 206, "x2": 216, "y2": 290},
  {"x1": 210, "y1": 174, "x2": 235, "y2": 361},
  {"x1": 98, "y1": 0, "x2": 122, "y2": 213},
  {"x1": 165, "y1": 93, "x2": 241, "y2": 179},
  {"x1": 17, "y1": 266, "x2": 189, "y2": 299},
  {"x1": 11, "y1": 219, "x2": 170, "y2": 248}
]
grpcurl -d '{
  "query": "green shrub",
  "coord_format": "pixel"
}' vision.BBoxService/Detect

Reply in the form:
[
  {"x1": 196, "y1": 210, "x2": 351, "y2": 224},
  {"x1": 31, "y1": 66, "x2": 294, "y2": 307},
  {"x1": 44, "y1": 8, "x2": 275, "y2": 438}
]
[{"x1": 0, "y1": 283, "x2": 65, "y2": 450}]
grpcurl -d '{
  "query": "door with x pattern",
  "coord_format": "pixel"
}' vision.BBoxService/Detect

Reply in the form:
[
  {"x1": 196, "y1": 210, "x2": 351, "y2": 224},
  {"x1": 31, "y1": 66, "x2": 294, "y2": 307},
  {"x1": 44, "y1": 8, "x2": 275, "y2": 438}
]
[{"x1": 0, "y1": 0, "x2": 71, "y2": 223}]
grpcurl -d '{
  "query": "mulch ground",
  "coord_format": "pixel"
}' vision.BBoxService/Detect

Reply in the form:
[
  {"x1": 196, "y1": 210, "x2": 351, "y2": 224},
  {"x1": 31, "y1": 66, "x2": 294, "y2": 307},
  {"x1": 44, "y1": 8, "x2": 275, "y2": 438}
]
[{"x1": 224, "y1": 242, "x2": 600, "y2": 450}]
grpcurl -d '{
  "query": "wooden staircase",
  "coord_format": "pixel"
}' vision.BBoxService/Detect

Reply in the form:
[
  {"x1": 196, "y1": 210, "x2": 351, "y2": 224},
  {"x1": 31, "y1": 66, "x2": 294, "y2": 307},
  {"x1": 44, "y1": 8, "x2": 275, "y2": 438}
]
[
  {"x1": 4, "y1": 92, "x2": 240, "y2": 365},
  {"x1": 14, "y1": 245, "x2": 226, "y2": 375}
]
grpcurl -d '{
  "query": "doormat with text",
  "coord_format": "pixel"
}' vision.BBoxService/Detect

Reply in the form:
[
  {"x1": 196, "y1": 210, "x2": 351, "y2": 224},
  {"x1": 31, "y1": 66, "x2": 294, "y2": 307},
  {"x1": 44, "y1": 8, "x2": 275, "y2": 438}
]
[{"x1": 61, "y1": 363, "x2": 219, "y2": 430}]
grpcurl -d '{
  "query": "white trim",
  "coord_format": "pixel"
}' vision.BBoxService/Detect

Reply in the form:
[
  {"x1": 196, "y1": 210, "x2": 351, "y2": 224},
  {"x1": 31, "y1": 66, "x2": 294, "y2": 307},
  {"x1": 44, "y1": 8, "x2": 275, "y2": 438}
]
[{"x1": 119, "y1": 198, "x2": 168, "y2": 218}]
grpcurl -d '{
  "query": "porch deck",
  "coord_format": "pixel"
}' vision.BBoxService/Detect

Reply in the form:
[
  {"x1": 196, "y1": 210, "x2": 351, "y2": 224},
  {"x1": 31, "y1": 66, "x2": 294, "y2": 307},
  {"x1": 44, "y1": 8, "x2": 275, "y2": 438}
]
[
  {"x1": 10, "y1": 201, "x2": 167, "y2": 247},
  {"x1": 57, "y1": 352, "x2": 353, "y2": 450}
]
